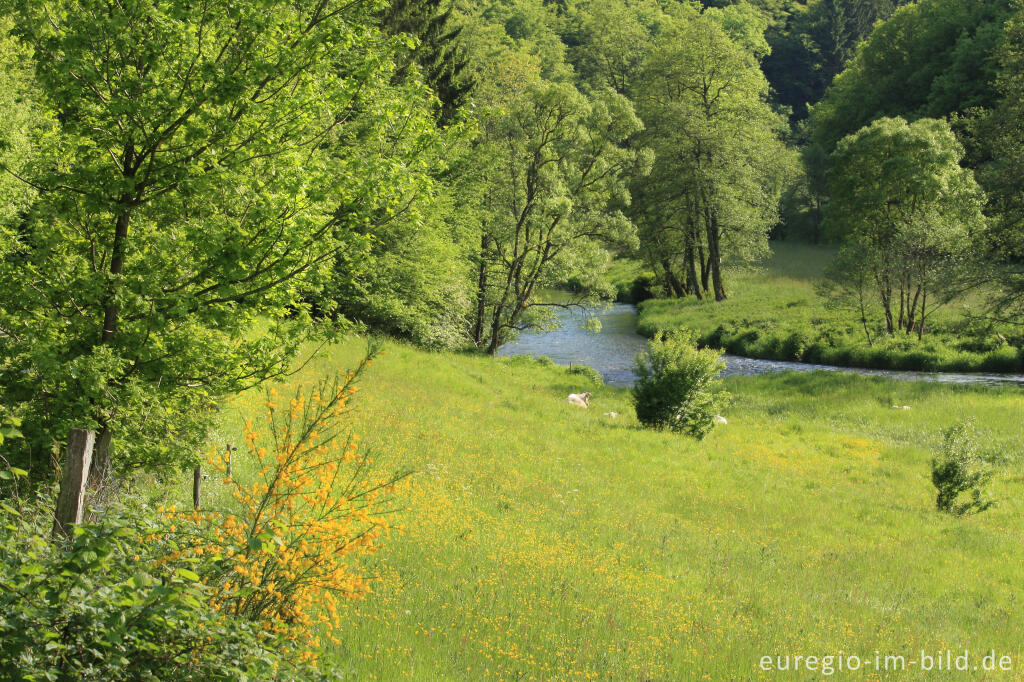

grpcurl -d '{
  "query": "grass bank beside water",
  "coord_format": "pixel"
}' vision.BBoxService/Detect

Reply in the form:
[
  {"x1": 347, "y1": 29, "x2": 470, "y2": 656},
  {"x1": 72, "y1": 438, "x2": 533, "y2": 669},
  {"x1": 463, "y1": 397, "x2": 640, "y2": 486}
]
[
  {"x1": 176, "y1": 338, "x2": 1024, "y2": 679},
  {"x1": 620, "y1": 243, "x2": 1024, "y2": 374}
]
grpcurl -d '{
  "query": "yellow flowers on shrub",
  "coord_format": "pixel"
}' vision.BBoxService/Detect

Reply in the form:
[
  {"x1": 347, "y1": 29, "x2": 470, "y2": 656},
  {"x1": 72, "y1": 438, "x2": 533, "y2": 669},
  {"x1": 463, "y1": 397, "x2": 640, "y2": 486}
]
[{"x1": 170, "y1": 347, "x2": 410, "y2": 666}]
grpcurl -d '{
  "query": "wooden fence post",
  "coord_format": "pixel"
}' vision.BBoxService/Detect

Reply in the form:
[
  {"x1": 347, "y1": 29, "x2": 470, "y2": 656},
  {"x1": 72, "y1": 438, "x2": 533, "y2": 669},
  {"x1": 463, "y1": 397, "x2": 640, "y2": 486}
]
[
  {"x1": 193, "y1": 465, "x2": 202, "y2": 510},
  {"x1": 225, "y1": 443, "x2": 233, "y2": 481},
  {"x1": 53, "y1": 429, "x2": 95, "y2": 539}
]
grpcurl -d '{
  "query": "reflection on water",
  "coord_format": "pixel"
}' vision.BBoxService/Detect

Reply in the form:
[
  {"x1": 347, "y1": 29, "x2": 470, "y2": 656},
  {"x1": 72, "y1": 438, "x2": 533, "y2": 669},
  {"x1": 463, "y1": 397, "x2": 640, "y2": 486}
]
[
  {"x1": 498, "y1": 303, "x2": 1024, "y2": 388},
  {"x1": 497, "y1": 303, "x2": 647, "y2": 386}
]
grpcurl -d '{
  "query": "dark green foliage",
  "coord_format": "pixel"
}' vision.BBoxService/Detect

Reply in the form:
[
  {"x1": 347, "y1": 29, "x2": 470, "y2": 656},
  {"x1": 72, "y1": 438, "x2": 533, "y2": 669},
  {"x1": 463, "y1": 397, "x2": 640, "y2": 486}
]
[
  {"x1": 931, "y1": 421, "x2": 997, "y2": 515},
  {"x1": 0, "y1": 492, "x2": 285, "y2": 680},
  {"x1": 380, "y1": 0, "x2": 474, "y2": 124},
  {"x1": 808, "y1": 0, "x2": 1015, "y2": 152},
  {"x1": 631, "y1": 330, "x2": 730, "y2": 439},
  {"x1": 973, "y1": 1, "x2": 1024, "y2": 321},
  {"x1": 618, "y1": 273, "x2": 661, "y2": 304},
  {"x1": 762, "y1": 0, "x2": 911, "y2": 121}
]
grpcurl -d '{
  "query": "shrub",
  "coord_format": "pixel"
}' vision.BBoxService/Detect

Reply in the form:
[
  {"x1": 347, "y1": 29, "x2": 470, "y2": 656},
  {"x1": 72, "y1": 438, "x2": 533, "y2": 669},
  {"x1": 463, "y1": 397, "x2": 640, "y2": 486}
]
[
  {"x1": 0, "y1": 485, "x2": 282, "y2": 681},
  {"x1": 567, "y1": 364, "x2": 604, "y2": 387},
  {"x1": 631, "y1": 330, "x2": 730, "y2": 439},
  {"x1": 172, "y1": 348, "x2": 411, "y2": 666},
  {"x1": 626, "y1": 273, "x2": 661, "y2": 303},
  {"x1": 931, "y1": 421, "x2": 996, "y2": 516}
]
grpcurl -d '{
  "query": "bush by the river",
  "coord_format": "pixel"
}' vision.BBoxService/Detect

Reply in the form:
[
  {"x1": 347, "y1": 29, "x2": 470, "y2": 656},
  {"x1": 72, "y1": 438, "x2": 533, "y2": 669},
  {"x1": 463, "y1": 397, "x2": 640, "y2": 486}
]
[{"x1": 631, "y1": 330, "x2": 730, "y2": 439}]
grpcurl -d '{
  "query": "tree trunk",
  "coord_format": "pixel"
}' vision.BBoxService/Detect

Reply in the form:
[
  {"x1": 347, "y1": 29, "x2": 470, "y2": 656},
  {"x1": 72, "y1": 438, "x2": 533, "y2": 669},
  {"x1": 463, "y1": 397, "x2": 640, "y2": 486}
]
[
  {"x1": 472, "y1": 233, "x2": 490, "y2": 346},
  {"x1": 684, "y1": 231, "x2": 702, "y2": 301},
  {"x1": 698, "y1": 245, "x2": 710, "y2": 294},
  {"x1": 897, "y1": 278, "x2": 906, "y2": 333},
  {"x1": 53, "y1": 429, "x2": 95, "y2": 540},
  {"x1": 918, "y1": 289, "x2": 927, "y2": 340},
  {"x1": 906, "y1": 285, "x2": 921, "y2": 334},
  {"x1": 486, "y1": 304, "x2": 503, "y2": 355},
  {"x1": 86, "y1": 429, "x2": 112, "y2": 490},
  {"x1": 92, "y1": 143, "x2": 136, "y2": 487},
  {"x1": 704, "y1": 205, "x2": 726, "y2": 301},
  {"x1": 858, "y1": 285, "x2": 873, "y2": 347},
  {"x1": 661, "y1": 259, "x2": 686, "y2": 298},
  {"x1": 879, "y1": 275, "x2": 894, "y2": 334}
]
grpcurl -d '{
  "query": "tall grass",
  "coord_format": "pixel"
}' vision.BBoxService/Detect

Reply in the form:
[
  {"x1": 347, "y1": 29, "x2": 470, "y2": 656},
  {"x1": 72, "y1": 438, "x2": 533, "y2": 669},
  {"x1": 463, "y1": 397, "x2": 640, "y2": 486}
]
[{"x1": 168, "y1": 337, "x2": 1024, "y2": 679}]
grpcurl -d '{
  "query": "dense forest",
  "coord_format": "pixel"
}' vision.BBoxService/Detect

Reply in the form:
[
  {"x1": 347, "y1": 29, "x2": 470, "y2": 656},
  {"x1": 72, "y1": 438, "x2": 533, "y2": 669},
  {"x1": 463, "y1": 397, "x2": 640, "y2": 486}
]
[{"x1": 2, "y1": 0, "x2": 1023, "y2": 490}]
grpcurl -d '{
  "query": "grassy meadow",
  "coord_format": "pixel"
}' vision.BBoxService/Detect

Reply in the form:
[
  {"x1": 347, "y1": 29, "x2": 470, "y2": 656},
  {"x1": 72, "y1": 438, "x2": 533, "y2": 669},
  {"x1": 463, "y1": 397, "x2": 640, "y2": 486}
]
[
  {"x1": 632, "y1": 243, "x2": 1024, "y2": 374},
  {"x1": 163, "y1": 337, "x2": 1024, "y2": 680}
]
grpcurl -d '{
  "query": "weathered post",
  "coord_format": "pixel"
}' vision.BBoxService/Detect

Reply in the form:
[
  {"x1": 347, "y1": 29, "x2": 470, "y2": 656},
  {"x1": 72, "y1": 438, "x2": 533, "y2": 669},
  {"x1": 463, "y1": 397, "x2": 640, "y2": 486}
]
[
  {"x1": 193, "y1": 465, "x2": 202, "y2": 510},
  {"x1": 225, "y1": 443, "x2": 233, "y2": 481},
  {"x1": 53, "y1": 429, "x2": 95, "y2": 539}
]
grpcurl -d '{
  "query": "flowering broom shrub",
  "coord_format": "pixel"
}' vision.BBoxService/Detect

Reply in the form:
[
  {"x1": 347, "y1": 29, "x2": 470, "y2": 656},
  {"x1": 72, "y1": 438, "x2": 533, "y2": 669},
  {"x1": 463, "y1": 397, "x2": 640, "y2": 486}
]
[{"x1": 169, "y1": 346, "x2": 411, "y2": 667}]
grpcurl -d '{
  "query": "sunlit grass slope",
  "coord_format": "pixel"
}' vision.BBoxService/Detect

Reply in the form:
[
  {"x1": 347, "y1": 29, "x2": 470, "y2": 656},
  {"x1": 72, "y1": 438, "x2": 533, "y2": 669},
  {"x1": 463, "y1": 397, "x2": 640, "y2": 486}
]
[
  {"x1": 636, "y1": 242, "x2": 1024, "y2": 373},
  {"x1": 210, "y1": 339, "x2": 1023, "y2": 680}
]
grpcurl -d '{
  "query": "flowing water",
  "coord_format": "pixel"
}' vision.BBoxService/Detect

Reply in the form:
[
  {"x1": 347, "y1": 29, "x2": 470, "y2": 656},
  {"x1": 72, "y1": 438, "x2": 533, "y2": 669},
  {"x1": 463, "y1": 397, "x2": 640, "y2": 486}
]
[{"x1": 497, "y1": 303, "x2": 1024, "y2": 388}]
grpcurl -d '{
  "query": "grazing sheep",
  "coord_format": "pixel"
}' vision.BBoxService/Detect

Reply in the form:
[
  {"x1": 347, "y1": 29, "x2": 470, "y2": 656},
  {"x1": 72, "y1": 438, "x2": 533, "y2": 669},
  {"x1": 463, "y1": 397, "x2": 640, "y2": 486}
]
[
  {"x1": 714, "y1": 415, "x2": 728, "y2": 425},
  {"x1": 891, "y1": 405, "x2": 911, "y2": 410},
  {"x1": 567, "y1": 392, "x2": 592, "y2": 408},
  {"x1": 603, "y1": 411, "x2": 619, "y2": 419}
]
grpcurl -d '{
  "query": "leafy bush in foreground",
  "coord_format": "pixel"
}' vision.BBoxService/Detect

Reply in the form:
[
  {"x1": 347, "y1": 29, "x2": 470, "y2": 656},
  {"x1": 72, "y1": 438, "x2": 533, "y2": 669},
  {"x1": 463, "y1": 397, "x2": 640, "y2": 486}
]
[
  {"x1": 0, "y1": 348, "x2": 408, "y2": 679},
  {"x1": 632, "y1": 330, "x2": 730, "y2": 439},
  {"x1": 931, "y1": 421, "x2": 996, "y2": 516},
  {"x1": 0, "y1": 488, "x2": 281, "y2": 681}
]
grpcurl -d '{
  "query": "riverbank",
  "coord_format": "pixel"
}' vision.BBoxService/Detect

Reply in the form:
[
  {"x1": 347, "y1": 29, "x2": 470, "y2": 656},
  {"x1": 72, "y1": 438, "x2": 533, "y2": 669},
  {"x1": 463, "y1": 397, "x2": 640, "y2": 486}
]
[
  {"x1": 193, "y1": 337, "x2": 1024, "y2": 678},
  {"x1": 628, "y1": 243, "x2": 1024, "y2": 374}
]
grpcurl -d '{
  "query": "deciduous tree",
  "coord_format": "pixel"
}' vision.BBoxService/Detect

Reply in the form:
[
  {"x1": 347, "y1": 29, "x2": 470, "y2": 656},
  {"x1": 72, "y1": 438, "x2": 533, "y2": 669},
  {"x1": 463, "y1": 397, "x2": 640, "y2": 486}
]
[
  {"x1": 0, "y1": 0, "x2": 425, "y2": 478},
  {"x1": 824, "y1": 117, "x2": 987, "y2": 337}
]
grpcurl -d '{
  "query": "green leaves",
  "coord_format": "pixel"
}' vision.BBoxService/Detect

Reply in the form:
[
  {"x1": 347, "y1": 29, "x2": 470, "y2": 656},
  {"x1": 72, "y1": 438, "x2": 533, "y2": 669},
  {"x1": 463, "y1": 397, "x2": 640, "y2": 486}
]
[
  {"x1": 470, "y1": 78, "x2": 647, "y2": 351},
  {"x1": 824, "y1": 116, "x2": 988, "y2": 337},
  {"x1": 807, "y1": 0, "x2": 1015, "y2": 152},
  {"x1": 0, "y1": 500, "x2": 286, "y2": 679},
  {"x1": 0, "y1": 0, "x2": 420, "y2": 474},
  {"x1": 631, "y1": 329, "x2": 731, "y2": 439}
]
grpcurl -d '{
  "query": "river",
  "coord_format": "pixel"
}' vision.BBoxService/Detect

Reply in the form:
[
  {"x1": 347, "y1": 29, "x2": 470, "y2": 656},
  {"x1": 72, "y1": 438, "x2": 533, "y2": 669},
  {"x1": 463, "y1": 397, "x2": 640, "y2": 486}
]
[{"x1": 497, "y1": 302, "x2": 1024, "y2": 388}]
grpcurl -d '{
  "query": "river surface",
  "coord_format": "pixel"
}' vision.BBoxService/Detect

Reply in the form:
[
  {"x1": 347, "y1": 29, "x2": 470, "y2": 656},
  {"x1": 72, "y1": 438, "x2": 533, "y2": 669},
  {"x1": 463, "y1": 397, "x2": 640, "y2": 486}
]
[{"x1": 497, "y1": 303, "x2": 1024, "y2": 388}]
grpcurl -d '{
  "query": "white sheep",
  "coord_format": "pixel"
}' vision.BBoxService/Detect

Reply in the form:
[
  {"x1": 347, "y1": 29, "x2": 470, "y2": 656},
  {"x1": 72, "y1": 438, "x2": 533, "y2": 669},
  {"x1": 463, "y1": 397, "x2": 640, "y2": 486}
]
[{"x1": 567, "y1": 392, "x2": 592, "y2": 408}]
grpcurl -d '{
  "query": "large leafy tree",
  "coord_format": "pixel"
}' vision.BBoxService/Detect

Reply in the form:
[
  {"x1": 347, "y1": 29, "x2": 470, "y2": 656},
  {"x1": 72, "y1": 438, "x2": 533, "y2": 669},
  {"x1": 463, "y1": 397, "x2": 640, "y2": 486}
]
[
  {"x1": 564, "y1": 0, "x2": 659, "y2": 95},
  {"x1": 632, "y1": 4, "x2": 794, "y2": 301},
  {"x1": 0, "y1": 0, "x2": 424, "y2": 478},
  {"x1": 470, "y1": 81, "x2": 648, "y2": 353},
  {"x1": 977, "y1": 0, "x2": 1024, "y2": 322},
  {"x1": 823, "y1": 117, "x2": 987, "y2": 337}
]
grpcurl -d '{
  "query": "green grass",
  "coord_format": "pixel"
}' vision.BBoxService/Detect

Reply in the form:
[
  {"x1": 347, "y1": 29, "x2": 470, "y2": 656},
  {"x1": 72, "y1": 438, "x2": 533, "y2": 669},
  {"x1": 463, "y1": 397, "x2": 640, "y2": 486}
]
[
  {"x1": 603, "y1": 257, "x2": 658, "y2": 303},
  {"x1": 186, "y1": 337, "x2": 1024, "y2": 679},
  {"x1": 635, "y1": 242, "x2": 1024, "y2": 374}
]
